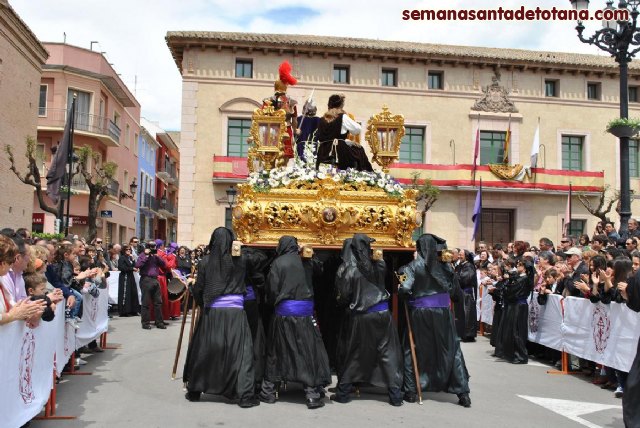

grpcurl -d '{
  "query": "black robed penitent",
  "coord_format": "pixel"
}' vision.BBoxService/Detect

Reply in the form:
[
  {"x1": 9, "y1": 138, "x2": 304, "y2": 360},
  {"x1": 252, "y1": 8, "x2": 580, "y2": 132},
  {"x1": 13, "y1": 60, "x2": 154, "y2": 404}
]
[
  {"x1": 623, "y1": 272, "x2": 640, "y2": 428},
  {"x1": 398, "y1": 234, "x2": 470, "y2": 396},
  {"x1": 454, "y1": 251, "x2": 478, "y2": 341},
  {"x1": 183, "y1": 227, "x2": 255, "y2": 402},
  {"x1": 334, "y1": 234, "x2": 403, "y2": 391},
  {"x1": 263, "y1": 236, "x2": 331, "y2": 388}
]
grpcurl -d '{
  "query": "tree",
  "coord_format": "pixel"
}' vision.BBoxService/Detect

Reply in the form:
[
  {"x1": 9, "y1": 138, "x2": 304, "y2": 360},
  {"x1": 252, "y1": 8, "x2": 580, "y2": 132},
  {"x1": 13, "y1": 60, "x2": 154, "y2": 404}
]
[
  {"x1": 410, "y1": 171, "x2": 440, "y2": 212},
  {"x1": 74, "y1": 146, "x2": 118, "y2": 243},
  {"x1": 577, "y1": 184, "x2": 619, "y2": 225},
  {"x1": 4, "y1": 137, "x2": 58, "y2": 215}
]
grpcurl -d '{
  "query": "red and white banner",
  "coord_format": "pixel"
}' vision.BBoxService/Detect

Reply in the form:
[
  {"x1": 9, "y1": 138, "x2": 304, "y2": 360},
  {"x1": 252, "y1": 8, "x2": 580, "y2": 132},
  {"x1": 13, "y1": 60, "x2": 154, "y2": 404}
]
[
  {"x1": 75, "y1": 289, "x2": 110, "y2": 349},
  {"x1": 0, "y1": 294, "x2": 110, "y2": 426},
  {"x1": 527, "y1": 293, "x2": 564, "y2": 352},
  {"x1": 563, "y1": 297, "x2": 640, "y2": 373}
]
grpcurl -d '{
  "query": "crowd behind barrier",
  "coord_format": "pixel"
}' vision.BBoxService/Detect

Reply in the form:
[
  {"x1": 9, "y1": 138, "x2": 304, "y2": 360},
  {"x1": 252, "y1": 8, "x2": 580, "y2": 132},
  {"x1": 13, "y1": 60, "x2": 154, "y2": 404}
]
[
  {"x1": 106, "y1": 271, "x2": 141, "y2": 306},
  {"x1": 0, "y1": 292, "x2": 109, "y2": 428}
]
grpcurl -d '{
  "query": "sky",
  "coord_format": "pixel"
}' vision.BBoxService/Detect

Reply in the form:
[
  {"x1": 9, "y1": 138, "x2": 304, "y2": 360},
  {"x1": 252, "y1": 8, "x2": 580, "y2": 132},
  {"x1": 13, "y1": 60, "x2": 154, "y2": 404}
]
[{"x1": 10, "y1": 0, "x2": 614, "y2": 131}]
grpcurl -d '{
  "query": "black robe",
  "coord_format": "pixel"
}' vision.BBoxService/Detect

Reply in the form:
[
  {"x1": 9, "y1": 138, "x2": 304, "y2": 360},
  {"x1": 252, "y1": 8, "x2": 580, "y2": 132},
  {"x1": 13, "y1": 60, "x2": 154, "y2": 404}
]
[
  {"x1": 398, "y1": 234, "x2": 470, "y2": 395},
  {"x1": 264, "y1": 237, "x2": 331, "y2": 387},
  {"x1": 489, "y1": 279, "x2": 506, "y2": 348},
  {"x1": 454, "y1": 256, "x2": 478, "y2": 341},
  {"x1": 495, "y1": 271, "x2": 533, "y2": 364},
  {"x1": 334, "y1": 235, "x2": 403, "y2": 389},
  {"x1": 624, "y1": 273, "x2": 640, "y2": 428},
  {"x1": 242, "y1": 247, "x2": 270, "y2": 383},
  {"x1": 315, "y1": 111, "x2": 373, "y2": 172},
  {"x1": 117, "y1": 255, "x2": 140, "y2": 316},
  {"x1": 183, "y1": 227, "x2": 255, "y2": 400}
]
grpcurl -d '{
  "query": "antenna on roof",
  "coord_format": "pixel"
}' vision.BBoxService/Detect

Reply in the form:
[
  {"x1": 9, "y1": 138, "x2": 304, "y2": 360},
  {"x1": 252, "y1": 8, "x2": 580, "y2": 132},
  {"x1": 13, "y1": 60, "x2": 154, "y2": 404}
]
[{"x1": 63, "y1": 32, "x2": 66, "y2": 44}]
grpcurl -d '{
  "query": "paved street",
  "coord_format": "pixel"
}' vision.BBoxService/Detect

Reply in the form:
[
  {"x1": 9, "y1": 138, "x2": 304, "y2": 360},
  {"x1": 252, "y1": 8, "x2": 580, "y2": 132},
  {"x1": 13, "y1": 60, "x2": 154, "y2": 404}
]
[{"x1": 31, "y1": 314, "x2": 625, "y2": 428}]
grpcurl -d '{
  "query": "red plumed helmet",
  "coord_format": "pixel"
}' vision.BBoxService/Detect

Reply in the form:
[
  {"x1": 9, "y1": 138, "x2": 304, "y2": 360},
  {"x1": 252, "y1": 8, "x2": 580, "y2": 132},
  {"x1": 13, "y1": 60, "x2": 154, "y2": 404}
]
[{"x1": 278, "y1": 61, "x2": 297, "y2": 86}]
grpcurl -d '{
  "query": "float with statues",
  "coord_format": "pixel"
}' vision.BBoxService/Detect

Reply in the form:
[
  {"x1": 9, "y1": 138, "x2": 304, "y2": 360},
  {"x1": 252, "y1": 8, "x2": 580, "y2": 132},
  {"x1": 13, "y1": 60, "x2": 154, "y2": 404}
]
[{"x1": 231, "y1": 102, "x2": 422, "y2": 249}]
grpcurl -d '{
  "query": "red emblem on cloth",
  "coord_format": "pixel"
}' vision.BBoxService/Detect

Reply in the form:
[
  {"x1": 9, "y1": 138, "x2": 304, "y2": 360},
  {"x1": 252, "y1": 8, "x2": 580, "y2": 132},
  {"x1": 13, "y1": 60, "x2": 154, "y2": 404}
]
[
  {"x1": 19, "y1": 330, "x2": 36, "y2": 404},
  {"x1": 89, "y1": 295, "x2": 99, "y2": 323},
  {"x1": 528, "y1": 297, "x2": 540, "y2": 333},
  {"x1": 591, "y1": 305, "x2": 612, "y2": 354}
]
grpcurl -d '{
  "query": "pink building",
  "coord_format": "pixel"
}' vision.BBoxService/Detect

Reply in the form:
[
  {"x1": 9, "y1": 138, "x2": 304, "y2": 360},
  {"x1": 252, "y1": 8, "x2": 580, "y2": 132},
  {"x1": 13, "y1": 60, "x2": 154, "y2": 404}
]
[{"x1": 34, "y1": 43, "x2": 141, "y2": 244}]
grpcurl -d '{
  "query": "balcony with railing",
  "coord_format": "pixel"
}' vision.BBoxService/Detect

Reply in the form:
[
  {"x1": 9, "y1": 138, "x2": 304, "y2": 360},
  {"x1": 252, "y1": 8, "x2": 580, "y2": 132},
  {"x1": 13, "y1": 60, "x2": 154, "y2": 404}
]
[
  {"x1": 140, "y1": 192, "x2": 160, "y2": 213},
  {"x1": 158, "y1": 199, "x2": 178, "y2": 218},
  {"x1": 157, "y1": 162, "x2": 178, "y2": 185},
  {"x1": 106, "y1": 179, "x2": 119, "y2": 198},
  {"x1": 38, "y1": 108, "x2": 121, "y2": 147}
]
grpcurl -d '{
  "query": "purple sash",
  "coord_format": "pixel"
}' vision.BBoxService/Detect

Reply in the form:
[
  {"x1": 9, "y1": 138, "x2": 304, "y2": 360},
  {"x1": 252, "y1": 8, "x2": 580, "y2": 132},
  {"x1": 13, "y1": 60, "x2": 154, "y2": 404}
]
[
  {"x1": 516, "y1": 298, "x2": 528, "y2": 305},
  {"x1": 245, "y1": 286, "x2": 256, "y2": 301},
  {"x1": 463, "y1": 287, "x2": 474, "y2": 294},
  {"x1": 208, "y1": 294, "x2": 244, "y2": 309},
  {"x1": 366, "y1": 301, "x2": 389, "y2": 313},
  {"x1": 410, "y1": 293, "x2": 450, "y2": 309},
  {"x1": 275, "y1": 299, "x2": 314, "y2": 317}
]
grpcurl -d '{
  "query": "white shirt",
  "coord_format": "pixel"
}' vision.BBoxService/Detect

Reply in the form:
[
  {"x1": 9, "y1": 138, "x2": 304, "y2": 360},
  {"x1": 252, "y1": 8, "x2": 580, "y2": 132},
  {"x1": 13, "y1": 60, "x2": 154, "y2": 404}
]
[
  {"x1": 1, "y1": 269, "x2": 25, "y2": 303},
  {"x1": 341, "y1": 114, "x2": 361, "y2": 135}
]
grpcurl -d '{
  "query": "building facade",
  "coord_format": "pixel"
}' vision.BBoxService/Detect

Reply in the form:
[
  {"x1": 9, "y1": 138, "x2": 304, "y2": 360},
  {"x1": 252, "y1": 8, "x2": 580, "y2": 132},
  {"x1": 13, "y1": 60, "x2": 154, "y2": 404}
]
[
  {"x1": 155, "y1": 130, "x2": 179, "y2": 243},
  {"x1": 34, "y1": 43, "x2": 141, "y2": 244},
  {"x1": 0, "y1": 1, "x2": 48, "y2": 230},
  {"x1": 166, "y1": 31, "x2": 639, "y2": 249},
  {"x1": 138, "y1": 120, "x2": 159, "y2": 241}
]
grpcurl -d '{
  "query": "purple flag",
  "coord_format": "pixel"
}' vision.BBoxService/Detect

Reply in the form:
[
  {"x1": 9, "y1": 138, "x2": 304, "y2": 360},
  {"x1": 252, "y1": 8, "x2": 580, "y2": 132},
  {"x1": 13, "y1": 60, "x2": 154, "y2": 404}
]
[
  {"x1": 471, "y1": 184, "x2": 482, "y2": 241},
  {"x1": 46, "y1": 101, "x2": 74, "y2": 204}
]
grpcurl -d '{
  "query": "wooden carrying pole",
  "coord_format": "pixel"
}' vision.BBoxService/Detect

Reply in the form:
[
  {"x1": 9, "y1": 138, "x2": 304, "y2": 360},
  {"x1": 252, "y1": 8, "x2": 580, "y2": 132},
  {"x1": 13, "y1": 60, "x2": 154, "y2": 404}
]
[
  {"x1": 403, "y1": 301, "x2": 423, "y2": 405},
  {"x1": 171, "y1": 288, "x2": 191, "y2": 380}
]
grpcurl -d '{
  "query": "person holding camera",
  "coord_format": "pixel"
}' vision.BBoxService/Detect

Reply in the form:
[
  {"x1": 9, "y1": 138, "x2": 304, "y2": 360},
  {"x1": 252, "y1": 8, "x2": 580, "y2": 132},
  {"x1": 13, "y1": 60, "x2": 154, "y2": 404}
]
[{"x1": 135, "y1": 241, "x2": 167, "y2": 330}]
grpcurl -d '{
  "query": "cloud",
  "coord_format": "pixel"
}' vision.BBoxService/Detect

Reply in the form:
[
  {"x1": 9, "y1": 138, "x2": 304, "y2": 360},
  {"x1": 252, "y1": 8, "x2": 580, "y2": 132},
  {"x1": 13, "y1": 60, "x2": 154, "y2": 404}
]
[{"x1": 10, "y1": 0, "x2": 607, "y2": 130}]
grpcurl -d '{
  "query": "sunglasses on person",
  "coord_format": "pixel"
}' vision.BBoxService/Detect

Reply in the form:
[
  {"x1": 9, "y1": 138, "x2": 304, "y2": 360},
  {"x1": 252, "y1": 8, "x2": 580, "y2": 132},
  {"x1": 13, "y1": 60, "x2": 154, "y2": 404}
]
[
  {"x1": 96, "y1": 240, "x2": 103, "y2": 244},
  {"x1": 561, "y1": 240, "x2": 570, "y2": 244},
  {"x1": 627, "y1": 241, "x2": 635, "y2": 246}
]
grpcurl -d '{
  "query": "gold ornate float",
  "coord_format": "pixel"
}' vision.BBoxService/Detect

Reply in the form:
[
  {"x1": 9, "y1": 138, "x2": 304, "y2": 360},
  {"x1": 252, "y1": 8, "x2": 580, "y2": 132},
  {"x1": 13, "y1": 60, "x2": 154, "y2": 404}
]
[{"x1": 233, "y1": 104, "x2": 420, "y2": 248}]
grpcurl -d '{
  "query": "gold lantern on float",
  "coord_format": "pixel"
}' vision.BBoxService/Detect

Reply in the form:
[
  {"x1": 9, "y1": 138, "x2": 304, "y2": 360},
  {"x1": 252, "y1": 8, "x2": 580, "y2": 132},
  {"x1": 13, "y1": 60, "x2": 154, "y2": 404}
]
[
  {"x1": 249, "y1": 103, "x2": 287, "y2": 172},
  {"x1": 366, "y1": 106, "x2": 405, "y2": 173}
]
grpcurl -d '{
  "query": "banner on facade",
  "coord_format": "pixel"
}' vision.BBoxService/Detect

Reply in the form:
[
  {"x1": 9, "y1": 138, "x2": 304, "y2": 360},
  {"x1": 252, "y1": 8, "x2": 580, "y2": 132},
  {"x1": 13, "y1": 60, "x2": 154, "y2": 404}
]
[
  {"x1": 527, "y1": 293, "x2": 564, "y2": 352},
  {"x1": 563, "y1": 297, "x2": 640, "y2": 373}
]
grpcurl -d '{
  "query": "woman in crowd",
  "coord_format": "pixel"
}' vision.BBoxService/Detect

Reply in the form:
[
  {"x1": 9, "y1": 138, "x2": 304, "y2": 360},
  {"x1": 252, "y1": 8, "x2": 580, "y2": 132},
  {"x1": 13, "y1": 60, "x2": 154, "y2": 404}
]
[
  {"x1": 579, "y1": 234, "x2": 592, "y2": 252},
  {"x1": 0, "y1": 235, "x2": 45, "y2": 325},
  {"x1": 454, "y1": 249, "x2": 477, "y2": 342},
  {"x1": 118, "y1": 245, "x2": 140, "y2": 317},
  {"x1": 176, "y1": 246, "x2": 193, "y2": 278},
  {"x1": 487, "y1": 262, "x2": 506, "y2": 350},
  {"x1": 495, "y1": 258, "x2": 534, "y2": 364}
]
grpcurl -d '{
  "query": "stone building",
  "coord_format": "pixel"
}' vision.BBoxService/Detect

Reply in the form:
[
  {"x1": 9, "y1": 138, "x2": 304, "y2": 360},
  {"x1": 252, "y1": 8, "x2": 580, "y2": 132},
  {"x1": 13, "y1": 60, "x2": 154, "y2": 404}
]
[
  {"x1": 166, "y1": 31, "x2": 639, "y2": 249},
  {"x1": 0, "y1": 0, "x2": 48, "y2": 230}
]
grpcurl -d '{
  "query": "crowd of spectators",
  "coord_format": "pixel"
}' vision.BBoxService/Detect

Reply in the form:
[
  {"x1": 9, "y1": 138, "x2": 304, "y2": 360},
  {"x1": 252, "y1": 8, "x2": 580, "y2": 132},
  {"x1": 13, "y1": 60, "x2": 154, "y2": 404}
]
[{"x1": 459, "y1": 218, "x2": 640, "y2": 400}]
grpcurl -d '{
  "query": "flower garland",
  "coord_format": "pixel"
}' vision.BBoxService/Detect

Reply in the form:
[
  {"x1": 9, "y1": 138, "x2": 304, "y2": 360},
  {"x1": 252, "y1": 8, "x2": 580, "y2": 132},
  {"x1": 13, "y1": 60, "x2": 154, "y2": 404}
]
[{"x1": 248, "y1": 165, "x2": 404, "y2": 197}]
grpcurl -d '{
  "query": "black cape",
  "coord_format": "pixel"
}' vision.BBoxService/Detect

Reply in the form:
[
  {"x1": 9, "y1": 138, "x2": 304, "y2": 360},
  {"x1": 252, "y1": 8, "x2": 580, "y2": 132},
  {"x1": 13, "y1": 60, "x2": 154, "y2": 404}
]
[
  {"x1": 264, "y1": 236, "x2": 331, "y2": 387},
  {"x1": 398, "y1": 234, "x2": 470, "y2": 395},
  {"x1": 117, "y1": 255, "x2": 140, "y2": 316},
  {"x1": 495, "y1": 268, "x2": 533, "y2": 364},
  {"x1": 624, "y1": 273, "x2": 640, "y2": 428},
  {"x1": 454, "y1": 252, "x2": 478, "y2": 341},
  {"x1": 489, "y1": 279, "x2": 506, "y2": 348},
  {"x1": 183, "y1": 227, "x2": 255, "y2": 400},
  {"x1": 334, "y1": 234, "x2": 402, "y2": 388}
]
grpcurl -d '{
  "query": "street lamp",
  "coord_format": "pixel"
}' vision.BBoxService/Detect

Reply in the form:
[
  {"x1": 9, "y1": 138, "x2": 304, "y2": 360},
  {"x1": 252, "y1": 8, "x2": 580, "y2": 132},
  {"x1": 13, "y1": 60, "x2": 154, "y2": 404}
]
[
  {"x1": 225, "y1": 186, "x2": 237, "y2": 209},
  {"x1": 571, "y1": 0, "x2": 640, "y2": 236}
]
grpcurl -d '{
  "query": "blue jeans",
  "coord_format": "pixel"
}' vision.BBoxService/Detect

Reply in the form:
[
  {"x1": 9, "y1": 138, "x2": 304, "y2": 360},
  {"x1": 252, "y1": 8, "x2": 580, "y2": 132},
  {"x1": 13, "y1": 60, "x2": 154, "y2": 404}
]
[{"x1": 68, "y1": 288, "x2": 82, "y2": 319}]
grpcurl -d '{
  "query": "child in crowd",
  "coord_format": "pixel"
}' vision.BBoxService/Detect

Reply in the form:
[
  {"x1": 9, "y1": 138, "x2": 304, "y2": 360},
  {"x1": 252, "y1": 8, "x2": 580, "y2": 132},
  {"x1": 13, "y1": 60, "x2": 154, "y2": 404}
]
[{"x1": 23, "y1": 272, "x2": 56, "y2": 322}]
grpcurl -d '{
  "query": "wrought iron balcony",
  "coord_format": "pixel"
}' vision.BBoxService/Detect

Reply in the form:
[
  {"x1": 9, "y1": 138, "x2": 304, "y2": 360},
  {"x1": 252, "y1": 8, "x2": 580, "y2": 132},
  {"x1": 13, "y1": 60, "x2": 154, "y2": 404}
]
[{"x1": 38, "y1": 108, "x2": 121, "y2": 146}]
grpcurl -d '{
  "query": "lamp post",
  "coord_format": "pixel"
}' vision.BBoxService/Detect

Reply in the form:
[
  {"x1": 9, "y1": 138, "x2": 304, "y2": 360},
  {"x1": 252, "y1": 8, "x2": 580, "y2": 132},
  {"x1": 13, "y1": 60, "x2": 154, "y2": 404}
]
[
  {"x1": 225, "y1": 186, "x2": 237, "y2": 209},
  {"x1": 571, "y1": 0, "x2": 640, "y2": 236}
]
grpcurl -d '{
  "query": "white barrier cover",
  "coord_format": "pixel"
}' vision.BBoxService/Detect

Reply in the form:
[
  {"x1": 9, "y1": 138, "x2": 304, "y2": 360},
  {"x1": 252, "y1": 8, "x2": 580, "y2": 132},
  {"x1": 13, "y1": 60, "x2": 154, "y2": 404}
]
[
  {"x1": 0, "y1": 312, "x2": 58, "y2": 428},
  {"x1": 527, "y1": 293, "x2": 564, "y2": 352},
  {"x1": 107, "y1": 271, "x2": 141, "y2": 305},
  {"x1": 563, "y1": 297, "x2": 640, "y2": 373},
  {"x1": 480, "y1": 288, "x2": 494, "y2": 326},
  {"x1": 51, "y1": 303, "x2": 74, "y2": 377},
  {"x1": 75, "y1": 289, "x2": 109, "y2": 349}
]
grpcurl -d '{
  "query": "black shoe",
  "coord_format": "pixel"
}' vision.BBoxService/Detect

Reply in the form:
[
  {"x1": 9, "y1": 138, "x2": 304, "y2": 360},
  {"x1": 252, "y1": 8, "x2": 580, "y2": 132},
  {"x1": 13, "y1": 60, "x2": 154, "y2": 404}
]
[
  {"x1": 316, "y1": 387, "x2": 326, "y2": 399},
  {"x1": 142, "y1": 324, "x2": 152, "y2": 330},
  {"x1": 238, "y1": 397, "x2": 260, "y2": 408},
  {"x1": 307, "y1": 397, "x2": 325, "y2": 409},
  {"x1": 185, "y1": 391, "x2": 201, "y2": 402},
  {"x1": 155, "y1": 323, "x2": 167, "y2": 329},
  {"x1": 511, "y1": 359, "x2": 527, "y2": 365},
  {"x1": 403, "y1": 393, "x2": 417, "y2": 403},
  {"x1": 458, "y1": 393, "x2": 471, "y2": 408},
  {"x1": 389, "y1": 399, "x2": 403, "y2": 407},
  {"x1": 329, "y1": 394, "x2": 351, "y2": 404},
  {"x1": 258, "y1": 394, "x2": 276, "y2": 404},
  {"x1": 88, "y1": 345, "x2": 104, "y2": 353}
]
